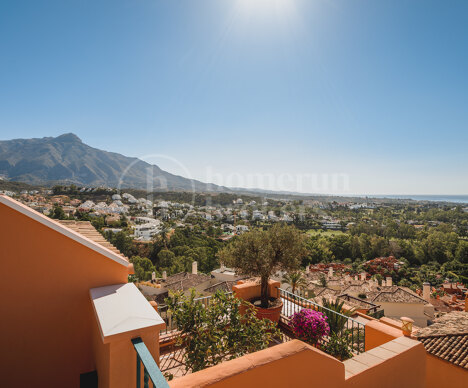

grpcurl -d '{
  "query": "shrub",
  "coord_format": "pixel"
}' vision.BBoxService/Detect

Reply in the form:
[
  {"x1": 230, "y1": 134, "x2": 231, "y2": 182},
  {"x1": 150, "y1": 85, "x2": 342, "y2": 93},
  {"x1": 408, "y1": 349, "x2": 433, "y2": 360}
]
[
  {"x1": 166, "y1": 290, "x2": 280, "y2": 372},
  {"x1": 324, "y1": 332, "x2": 353, "y2": 360},
  {"x1": 290, "y1": 309, "x2": 330, "y2": 345}
]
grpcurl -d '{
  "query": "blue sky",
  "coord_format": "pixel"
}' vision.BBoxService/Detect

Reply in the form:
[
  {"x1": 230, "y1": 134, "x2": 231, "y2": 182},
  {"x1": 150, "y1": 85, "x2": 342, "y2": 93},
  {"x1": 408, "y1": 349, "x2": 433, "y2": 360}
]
[{"x1": 0, "y1": 0, "x2": 467, "y2": 195}]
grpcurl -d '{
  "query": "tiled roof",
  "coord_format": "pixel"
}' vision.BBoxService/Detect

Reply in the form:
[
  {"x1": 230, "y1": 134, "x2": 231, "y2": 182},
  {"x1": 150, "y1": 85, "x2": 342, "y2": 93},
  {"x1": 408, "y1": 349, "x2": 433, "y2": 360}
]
[
  {"x1": 415, "y1": 311, "x2": 468, "y2": 370},
  {"x1": 415, "y1": 311, "x2": 468, "y2": 337},
  {"x1": 315, "y1": 287, "x2": 341, "y2": 299},
  {"x1": 430, "y1": 297, "x2": 453, "y2": 313},
  {"x1": 341, "y1": 283, "x2": 372, "y2": 295},
  {"x1": 163, "y1": 272, "x2": 211, "y2": 291},
  {"x1": 370, "y1": 287, "x2": 427, "y2": 304},
  {"x1": 204, "y1": 280, "x2": 236, "y2": 293},
  {"x1": 337, "y1": 294, "x2": 380, "y2": 310},
  {"x1": 57, "y1": 220, "x2": 129, "y2": 262},
  {"x1": 417, "y1": 334, "x2": 468, "y2": 369}
]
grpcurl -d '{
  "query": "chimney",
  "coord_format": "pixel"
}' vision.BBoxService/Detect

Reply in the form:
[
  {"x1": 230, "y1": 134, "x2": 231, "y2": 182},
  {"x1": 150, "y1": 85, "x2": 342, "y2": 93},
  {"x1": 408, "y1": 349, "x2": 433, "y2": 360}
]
[
  {"x1": 422, "y1": 282, "x2": 431, "y2": 302},
  {"x1": 328, "y1": 267, "x2": 334, "y2": 278},
  {"x1": 162, "y1": 271, "x2": 167, "y2": 280},
  {"x1": 220, "y1": 262, "x2": 226, "y2": 271},
  {"x1": 386, "y1": 277, "x2": 392, "y2": 287},
  {"x1": 151, "y1": 271, "x2": 156, "y2": 282},
  {"x1": 192, "y1": 261, "x2": 198, "y2": 275},
  {"x1": 305, "y1": 265, "x2": 310, "y2": 274},
  {"x1": 360, "y1": 272, "x2": 366, "y2": 281},
  {"x1": 355, "y1": 275, "x2": 358, "y2": 281}
]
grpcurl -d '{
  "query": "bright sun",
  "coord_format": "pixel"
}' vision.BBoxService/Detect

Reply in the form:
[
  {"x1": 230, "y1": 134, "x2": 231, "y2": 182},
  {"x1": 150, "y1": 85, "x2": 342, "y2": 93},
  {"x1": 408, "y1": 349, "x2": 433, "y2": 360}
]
[{"x1": 235, "y1": 0, "x2": 296, "y2": 16}]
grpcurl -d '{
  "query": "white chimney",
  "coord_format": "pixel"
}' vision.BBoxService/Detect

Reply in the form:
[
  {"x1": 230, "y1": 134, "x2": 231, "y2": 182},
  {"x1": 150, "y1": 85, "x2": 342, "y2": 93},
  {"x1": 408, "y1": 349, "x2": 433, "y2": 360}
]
[
  {"x1": 386, "y1": 277, "x2": 392, "y2": 287},
  {"x1": 220, "y1": 262, "x2": 226, "y2": 271},
  {"x1": 192, "y1": 261, "x2": 198, "y2": 275},
  {"x1": 423, "y1": 282, "x2": 431, "y2": 302},
  {"x1": 305, "y1": 265, "x2": 310, "y2": 274},
  {"x1": 355, "y1": 275, "x2": 358, "y2": 281},
  {"x1": 328, "y1": 267, "x2": 334, "y2": 278},
  {"x1": 360, "y1": 272, "x2": 366, "y2": 281},
  {"x1": 151, "y1": 272, "x2": 156, "y2": 281},
  {"x1": 162, "y1": 271, "x2": 167, "y2": 280}
]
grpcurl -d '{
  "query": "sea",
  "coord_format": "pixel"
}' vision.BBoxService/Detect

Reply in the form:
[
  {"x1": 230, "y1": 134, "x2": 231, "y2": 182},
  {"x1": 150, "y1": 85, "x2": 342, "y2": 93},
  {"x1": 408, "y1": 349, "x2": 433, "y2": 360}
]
[{"x1": 363, "y1": 195, "x2": 468, "y2": 204}]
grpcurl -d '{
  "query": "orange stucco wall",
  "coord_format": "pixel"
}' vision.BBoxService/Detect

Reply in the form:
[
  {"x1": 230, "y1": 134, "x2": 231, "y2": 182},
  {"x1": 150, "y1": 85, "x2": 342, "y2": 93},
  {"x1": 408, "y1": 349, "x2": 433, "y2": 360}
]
[
  {"x1": 425, "y1": 353, "x2": 467, "y2": 388},
  {"x1": 345, "y1": 341, "x2": 426, "y2": 388},
  {"x1": 169, "y1": 340, "x2": 345, "y2": 388},
  {"x1": 364, "y1": 317, "x2": 468, "y2": 388},
  {"x1": 169, "y1": 337, "x2": 427, "y2": 388},
  {"x1": 364, "y1": 320, "x2": 402, "y2": 351},
  {"x1": 91, "y1": 315, "x2": 161, "y2": 388},
  {"x1": 0, "y1": 201, "x2": 129, "y2": 387},
  {"x1": 232, "y1": 279, "x2": 280, "y2": 301}
]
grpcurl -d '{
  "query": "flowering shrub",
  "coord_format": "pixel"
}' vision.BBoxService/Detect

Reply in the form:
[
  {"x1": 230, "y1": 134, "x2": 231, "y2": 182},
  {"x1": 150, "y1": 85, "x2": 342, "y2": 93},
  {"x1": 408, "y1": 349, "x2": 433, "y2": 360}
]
[{"x1": 290, "y1": 309, "x2": 330, "y2": 345}]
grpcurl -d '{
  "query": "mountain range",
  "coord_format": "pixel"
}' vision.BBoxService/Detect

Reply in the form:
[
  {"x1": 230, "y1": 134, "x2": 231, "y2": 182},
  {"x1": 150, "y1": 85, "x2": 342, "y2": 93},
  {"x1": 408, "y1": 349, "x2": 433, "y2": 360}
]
[{"x1": 0, "y1": 133, "x2": 229, "y2": 192}]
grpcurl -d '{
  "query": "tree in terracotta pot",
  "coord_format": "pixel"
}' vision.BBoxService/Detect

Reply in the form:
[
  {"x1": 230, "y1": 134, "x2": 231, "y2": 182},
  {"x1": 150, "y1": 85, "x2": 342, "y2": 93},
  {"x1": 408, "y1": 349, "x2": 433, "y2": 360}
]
[{"x1": 219, "y1": 224, "x2": 307, "y2": 309}]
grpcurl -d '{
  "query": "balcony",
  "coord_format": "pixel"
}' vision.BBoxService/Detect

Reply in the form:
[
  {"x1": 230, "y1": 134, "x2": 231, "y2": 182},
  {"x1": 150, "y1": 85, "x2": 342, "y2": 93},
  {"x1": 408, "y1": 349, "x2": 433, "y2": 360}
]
[
  {"x1": 2, "y1": 195, "x2": 465, "y2": 388},
  {"x1": 89, "y1": 282, "x2": 448, "y2": 388}
]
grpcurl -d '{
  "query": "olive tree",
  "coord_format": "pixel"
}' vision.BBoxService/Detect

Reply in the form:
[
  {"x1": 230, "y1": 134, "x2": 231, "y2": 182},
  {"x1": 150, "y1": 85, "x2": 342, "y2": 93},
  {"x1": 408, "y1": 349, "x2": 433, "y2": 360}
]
[{"x1": 219, "y1": 224, "x2": 307, "y2": 308}]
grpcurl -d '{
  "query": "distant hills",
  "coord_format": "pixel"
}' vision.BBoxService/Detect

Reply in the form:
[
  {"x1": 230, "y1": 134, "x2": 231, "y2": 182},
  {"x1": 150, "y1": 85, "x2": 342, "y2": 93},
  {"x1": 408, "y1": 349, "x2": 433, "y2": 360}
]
[{"x1": 0, "y1": 133, "x2": 228, "y2": 192}]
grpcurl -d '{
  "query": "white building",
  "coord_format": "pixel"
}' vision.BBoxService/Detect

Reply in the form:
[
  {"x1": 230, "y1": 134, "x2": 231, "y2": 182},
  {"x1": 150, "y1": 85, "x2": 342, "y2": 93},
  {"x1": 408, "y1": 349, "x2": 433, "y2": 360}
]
[
  {"x1": 134, "y1": 223, "x2": 161, "y2": 241},
  {"x1": 236, "y1": 225, "x2": 249, "y2": 234},
  {"x1": 252, "y1": 210, "x2": 264, "y2": 220},
  {"x1": 79, "y1": 200, "x2": 95, "y2": 211}
]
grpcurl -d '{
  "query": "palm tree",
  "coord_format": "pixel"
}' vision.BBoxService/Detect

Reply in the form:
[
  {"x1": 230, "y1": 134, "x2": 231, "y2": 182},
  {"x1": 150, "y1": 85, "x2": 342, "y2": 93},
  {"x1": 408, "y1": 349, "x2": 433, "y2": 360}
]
[
  {"x1": 321, "y1": 298, "x2": 354, "y2": 335},
  {"x1": 282, "y1": 271, "x2": 308, "y2": 295}
]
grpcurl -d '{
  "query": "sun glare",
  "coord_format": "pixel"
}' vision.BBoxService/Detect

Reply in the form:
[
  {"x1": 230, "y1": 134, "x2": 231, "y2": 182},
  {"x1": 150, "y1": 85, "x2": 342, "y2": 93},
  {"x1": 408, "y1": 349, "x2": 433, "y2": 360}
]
[{"x1": 235, "y1": 0, "x2": 297, "y2": 19}]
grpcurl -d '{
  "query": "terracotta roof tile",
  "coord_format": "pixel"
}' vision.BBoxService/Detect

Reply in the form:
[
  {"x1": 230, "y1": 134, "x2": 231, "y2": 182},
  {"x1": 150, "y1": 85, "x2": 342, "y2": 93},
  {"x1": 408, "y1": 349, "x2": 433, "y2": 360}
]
[
  {"x1": 163, "y1": 272, "x2": 211, "y2": 291},
  {"x1": 415, "y1": 312, "x2": 468, "y2": 370},
  {"x1": 57, "y1": 220, "x2": 129, "y2": 262},
  {"x1": 418, "y1": 334, "x2": 468, "y2": 369},
  {"x1": 370, "y1": 287, "x2": 427, "y2": 304}
]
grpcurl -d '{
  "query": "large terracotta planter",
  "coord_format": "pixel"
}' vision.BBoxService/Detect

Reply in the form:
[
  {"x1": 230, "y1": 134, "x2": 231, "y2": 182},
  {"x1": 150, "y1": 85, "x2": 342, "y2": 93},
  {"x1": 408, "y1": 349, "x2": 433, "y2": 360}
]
[
  {"x1": 233, "y1": 279, "x2": 283, "y2": 323},
  {"x1": 239, "y1": 299, "x2": 283, "y2": 323},
  {"x1": 253, "y1": 300, "x2": 283, "y2": 323}
]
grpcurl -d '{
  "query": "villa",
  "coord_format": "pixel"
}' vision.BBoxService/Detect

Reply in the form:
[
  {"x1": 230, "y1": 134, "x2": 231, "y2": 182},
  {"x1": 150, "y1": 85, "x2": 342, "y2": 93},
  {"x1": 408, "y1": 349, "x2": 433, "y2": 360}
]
[{"x1": 0, "y1": 194, "x2": 466, "y2": 388}]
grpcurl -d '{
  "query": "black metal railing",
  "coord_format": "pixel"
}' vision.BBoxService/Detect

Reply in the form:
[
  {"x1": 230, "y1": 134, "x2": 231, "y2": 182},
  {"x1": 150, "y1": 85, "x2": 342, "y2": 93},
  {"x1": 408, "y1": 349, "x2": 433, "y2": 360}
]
[
  {"x1": 279, "y1": 288, "x2": 366, "y2": 354},
  {"x1": 132, "y1": 337, "x2": 169, "y2": 388}
]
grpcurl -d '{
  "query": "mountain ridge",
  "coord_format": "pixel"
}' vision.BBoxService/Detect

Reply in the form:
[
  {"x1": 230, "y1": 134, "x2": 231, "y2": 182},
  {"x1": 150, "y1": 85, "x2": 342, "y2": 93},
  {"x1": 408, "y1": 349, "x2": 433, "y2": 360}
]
[{"x1": 0, "y1": 133, "x2": 229, "y2": 192}]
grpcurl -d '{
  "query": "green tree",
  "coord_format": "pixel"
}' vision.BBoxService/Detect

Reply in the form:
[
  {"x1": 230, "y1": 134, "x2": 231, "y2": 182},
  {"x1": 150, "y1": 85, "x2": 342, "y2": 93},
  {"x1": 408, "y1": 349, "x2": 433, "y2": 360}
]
[
  {"x1": 50, "y1": 204, "x2": 67, "y2": 220},
  {"x1": 455, "y1": 240, "x2": 468, "y2": 264},
  {"x1": 130, "y1": 256, "x2": 156, "y2": 281},
  {"x1": 157, "y1": 249, "x2": 176, "y2": 268},
  {"x1": 219, "y1": 224, "x2": 307, "y2": 307},
  {"x1": 282, "y1": 271, "x2": 308, "y2": 294}
]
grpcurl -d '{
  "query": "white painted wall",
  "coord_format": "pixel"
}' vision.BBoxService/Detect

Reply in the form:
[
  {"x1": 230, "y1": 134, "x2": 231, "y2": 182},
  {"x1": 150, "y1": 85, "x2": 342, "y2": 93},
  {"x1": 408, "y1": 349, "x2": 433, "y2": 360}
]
[{"x1": 379, "y1": 302, "x2": 428, "y2": 327}]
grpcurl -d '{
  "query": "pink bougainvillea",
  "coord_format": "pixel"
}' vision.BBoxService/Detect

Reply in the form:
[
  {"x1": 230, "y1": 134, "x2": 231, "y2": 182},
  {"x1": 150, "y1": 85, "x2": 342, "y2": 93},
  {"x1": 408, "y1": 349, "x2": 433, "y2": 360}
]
[{"x1": 290, "y1": 309, "x2": 330, "y2": 345}]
